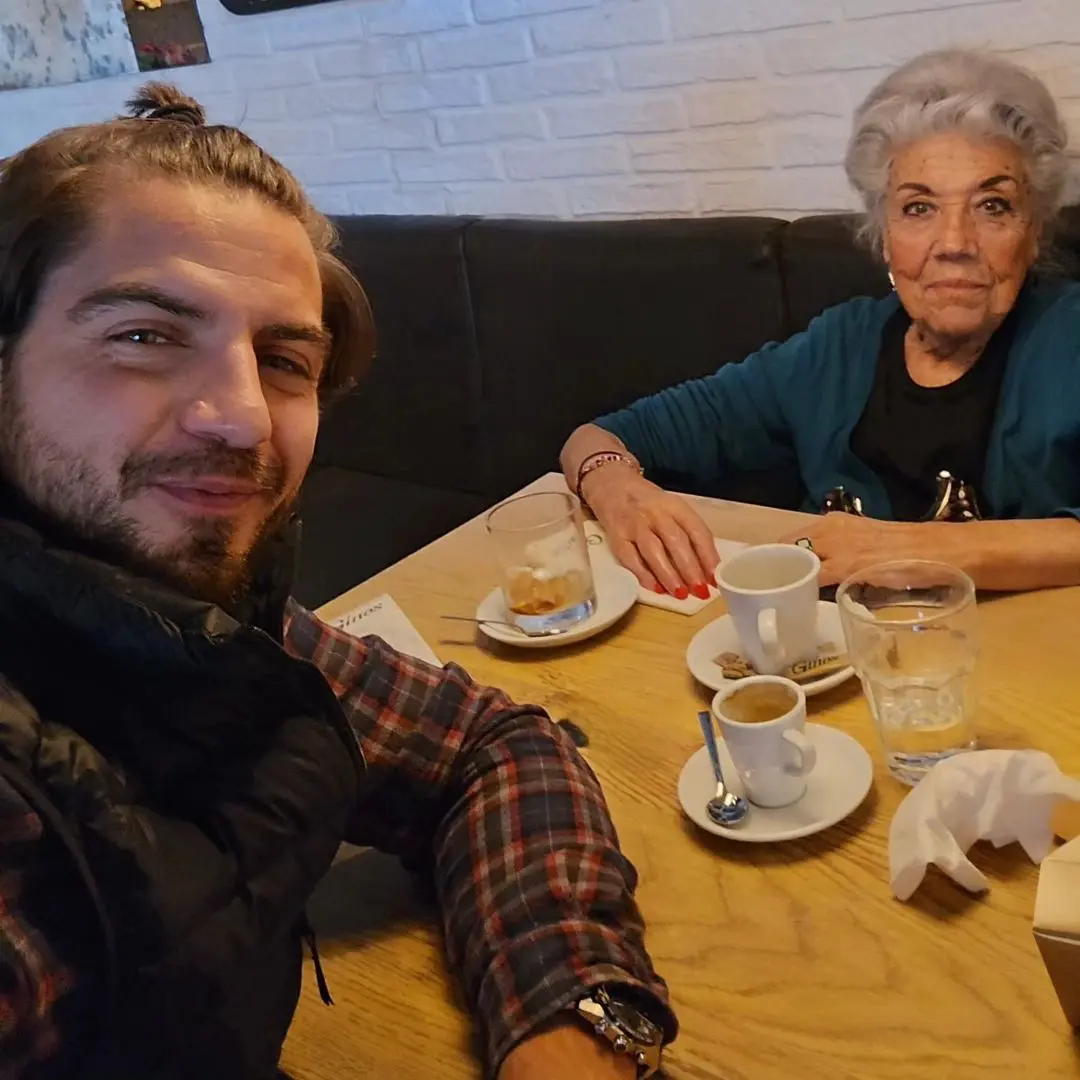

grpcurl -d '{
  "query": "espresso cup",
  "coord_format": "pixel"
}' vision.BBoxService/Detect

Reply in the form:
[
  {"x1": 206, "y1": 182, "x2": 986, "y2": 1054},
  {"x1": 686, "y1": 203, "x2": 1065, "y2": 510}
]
[
  {"x1": 716, "y1": 543, "x2": 821, "y2": 676},
  {"x1": 711, "y1": 676, "x2": 816, "y2": 808}
]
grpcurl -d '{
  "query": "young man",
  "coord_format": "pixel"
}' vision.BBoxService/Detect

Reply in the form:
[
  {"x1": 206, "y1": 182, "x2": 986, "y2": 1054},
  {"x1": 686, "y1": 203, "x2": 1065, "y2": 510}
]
[{"x1": 0, "y1": 85, "x2": 673, "y2": 1079}]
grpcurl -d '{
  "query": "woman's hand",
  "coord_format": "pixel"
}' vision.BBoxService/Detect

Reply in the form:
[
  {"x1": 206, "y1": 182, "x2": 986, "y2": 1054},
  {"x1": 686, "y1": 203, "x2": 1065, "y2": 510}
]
[
  {"x1": 779, "y1": 514, "x2": 929, "y2": 586},
  {"x1": 781, "y1": 513, "x2": 1080, "y2": 591},
  {"x1": 582, "y1": 466, "x2": 717, "y2": 595}
]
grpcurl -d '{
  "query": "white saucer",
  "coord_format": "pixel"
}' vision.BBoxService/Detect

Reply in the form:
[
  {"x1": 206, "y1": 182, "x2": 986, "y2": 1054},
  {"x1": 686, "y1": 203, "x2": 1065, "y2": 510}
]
[
  {"x1": 476, "y1": 560, "x2": 639, "y2": 649},
  {"x1": 678, "y1": 723, "x2": 874, "y2": 843},
  {"x1": 686, "y1": 600, "x2": 855, "y2": 697}
]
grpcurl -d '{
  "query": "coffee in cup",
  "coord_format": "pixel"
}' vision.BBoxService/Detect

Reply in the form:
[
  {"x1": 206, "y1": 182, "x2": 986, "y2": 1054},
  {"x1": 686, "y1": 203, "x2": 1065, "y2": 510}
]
[{"x1": 717, "y1": 680, "x2": 800, "y2": 725}]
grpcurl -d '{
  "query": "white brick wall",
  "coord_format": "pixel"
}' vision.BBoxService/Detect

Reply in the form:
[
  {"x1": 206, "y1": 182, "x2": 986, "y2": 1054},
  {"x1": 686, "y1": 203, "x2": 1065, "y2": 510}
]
[{"x1": 4, "y1": 0, "x2": 1080, "y2": 219}]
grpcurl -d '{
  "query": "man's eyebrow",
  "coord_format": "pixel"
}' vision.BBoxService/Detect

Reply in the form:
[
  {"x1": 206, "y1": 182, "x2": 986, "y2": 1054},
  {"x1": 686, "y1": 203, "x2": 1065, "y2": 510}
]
[
  {"x1": 65, "y1": 286, "x2": 331, "y2": 352},
  {"x1": 261, "y1": 323, "x2": 333, "y2": 353},
  {"x1": 66, "y1": 284, "x2": 210, "y2": 324}
]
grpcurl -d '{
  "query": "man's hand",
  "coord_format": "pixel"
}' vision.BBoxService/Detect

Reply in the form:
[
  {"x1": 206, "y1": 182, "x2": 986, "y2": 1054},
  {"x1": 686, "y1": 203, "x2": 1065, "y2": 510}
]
[
  {"x1": 779, "y1": 513, "x2": 933, "y2": 586},
  {"x1": 498, "y1": 1017, "x2": 638, "y2": 1080}
]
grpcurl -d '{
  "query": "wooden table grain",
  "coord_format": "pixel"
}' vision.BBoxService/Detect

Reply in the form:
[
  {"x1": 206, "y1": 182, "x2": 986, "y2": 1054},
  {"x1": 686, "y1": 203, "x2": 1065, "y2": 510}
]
[{"x1": 281, "y1": 474, "x2": 1080, "y2": 1080}]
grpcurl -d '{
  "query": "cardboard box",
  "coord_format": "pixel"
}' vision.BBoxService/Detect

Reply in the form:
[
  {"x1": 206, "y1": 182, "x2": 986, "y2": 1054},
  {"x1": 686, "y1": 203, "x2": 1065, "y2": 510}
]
[
  {"x1": 1053, "y1": 799, "x2": 1080, "y2": 842},
  {"x1": 1034, "y1": 835, "x2": 1080, "y2": 1027}
]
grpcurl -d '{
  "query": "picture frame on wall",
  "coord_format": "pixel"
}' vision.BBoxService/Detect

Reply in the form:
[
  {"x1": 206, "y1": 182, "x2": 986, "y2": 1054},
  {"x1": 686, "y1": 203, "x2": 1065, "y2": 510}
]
[
  {"x1": 2, "y1": 0, "x2": 137, "y2": 90},
  {"x1": 125, "y1": 0, "x2": 211, "y2": 73}
]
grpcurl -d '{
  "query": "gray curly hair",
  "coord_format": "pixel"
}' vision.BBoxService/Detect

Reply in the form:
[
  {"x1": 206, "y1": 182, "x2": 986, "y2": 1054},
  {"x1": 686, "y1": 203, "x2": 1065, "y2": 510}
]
[{"x1": 845, "y1": 49, "x2": 1070, "y2": 257}]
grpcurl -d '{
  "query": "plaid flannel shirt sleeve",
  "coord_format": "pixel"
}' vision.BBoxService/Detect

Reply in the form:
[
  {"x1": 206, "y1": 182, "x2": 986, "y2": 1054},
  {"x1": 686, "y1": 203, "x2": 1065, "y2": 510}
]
[
  {"x1": 284, "y1": 600, "x2": 676, "y2": 1074},
  {"x1": 0, "y1": 775, "x2": 77, "y2": 1076}
]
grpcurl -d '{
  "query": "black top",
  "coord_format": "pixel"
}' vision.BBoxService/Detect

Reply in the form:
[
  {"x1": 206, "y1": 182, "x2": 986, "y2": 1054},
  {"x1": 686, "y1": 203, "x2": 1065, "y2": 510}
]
[{"x1": 849, "y1": 299, "x2": 1020, "y2": 521}]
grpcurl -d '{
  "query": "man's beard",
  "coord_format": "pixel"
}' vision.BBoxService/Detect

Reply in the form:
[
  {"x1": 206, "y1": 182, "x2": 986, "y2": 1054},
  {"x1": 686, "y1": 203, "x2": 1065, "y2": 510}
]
[{"x1": 0, "y1": 380, "x2": 291, "y2": 610}]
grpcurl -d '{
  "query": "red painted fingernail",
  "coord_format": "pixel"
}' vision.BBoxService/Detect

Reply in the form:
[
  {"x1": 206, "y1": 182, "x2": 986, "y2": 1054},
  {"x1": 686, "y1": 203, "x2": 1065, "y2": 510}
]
[
  {"x1": 653, "y1": 583, "x2": 667, "y2": 595},
  {"x1": 674, "y1": 586, "x2": 689, "y2": 600},
  {"x1": 692, "y1": 583, "x2": 710, "y2": 600}
]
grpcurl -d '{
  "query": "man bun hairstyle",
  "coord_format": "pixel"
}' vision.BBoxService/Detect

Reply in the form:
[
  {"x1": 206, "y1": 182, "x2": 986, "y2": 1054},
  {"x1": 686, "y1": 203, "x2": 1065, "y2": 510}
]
[{"x1": 125, "y1": 82, "x2": 208, "y2": 127}]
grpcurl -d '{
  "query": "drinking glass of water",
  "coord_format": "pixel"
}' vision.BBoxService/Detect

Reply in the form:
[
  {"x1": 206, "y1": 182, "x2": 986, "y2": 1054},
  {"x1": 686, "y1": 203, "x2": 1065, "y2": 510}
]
[
  {"x1": 486, "y1": 491, "x2": 597, "y2": 635},
  {"x1": 836, "y1": 560, "x2": 978, "y2": 785}
]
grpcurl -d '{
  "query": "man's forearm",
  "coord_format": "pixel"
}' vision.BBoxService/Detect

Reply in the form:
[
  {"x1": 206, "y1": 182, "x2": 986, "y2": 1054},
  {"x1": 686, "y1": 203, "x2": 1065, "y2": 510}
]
[
  {"x1": 286, "y1": 612, "x2": 674, "y2": 1075},
  {"x1": 928, "y1": 516, "x2": 1080, "y2": 591},
  {"x1": 433, "y1": 707, "x2": 673, "y2": 1075}
]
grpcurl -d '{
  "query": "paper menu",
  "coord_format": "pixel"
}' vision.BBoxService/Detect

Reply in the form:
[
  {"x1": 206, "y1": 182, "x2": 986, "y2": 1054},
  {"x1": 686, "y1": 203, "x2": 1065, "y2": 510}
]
[{"x1": 328, "y1": 593, "x2": 442, "y2": 667}]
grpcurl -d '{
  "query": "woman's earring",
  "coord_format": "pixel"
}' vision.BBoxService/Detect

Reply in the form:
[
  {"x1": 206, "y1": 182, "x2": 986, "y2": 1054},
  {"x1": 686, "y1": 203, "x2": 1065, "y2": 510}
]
[{"x1": 887, "y1": 269, "x2": 896, "y2": 289}]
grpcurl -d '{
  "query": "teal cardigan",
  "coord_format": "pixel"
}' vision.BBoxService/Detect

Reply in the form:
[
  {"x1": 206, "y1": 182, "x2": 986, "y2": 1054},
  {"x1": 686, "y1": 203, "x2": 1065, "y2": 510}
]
[{"x1": 596, "y1": 278, "x2": 1080, "y2": 521}]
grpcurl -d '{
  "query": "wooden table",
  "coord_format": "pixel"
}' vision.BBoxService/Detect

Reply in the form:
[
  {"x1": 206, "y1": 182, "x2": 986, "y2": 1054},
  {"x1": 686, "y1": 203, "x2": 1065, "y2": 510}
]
[{"x1": 281, "y1": 474, "x2": 1080, "y2": 1080}]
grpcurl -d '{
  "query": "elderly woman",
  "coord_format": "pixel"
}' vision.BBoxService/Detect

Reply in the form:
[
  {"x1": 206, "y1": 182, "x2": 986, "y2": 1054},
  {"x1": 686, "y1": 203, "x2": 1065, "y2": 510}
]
[{"x1": 561, "y1": 49, "x2": 1080, "y2": 596}]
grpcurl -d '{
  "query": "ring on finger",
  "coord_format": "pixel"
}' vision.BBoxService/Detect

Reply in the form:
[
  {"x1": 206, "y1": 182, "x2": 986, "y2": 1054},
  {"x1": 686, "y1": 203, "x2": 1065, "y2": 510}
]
[{"x1": 794, "y1": 537, "x2": 814, "y2": 552}]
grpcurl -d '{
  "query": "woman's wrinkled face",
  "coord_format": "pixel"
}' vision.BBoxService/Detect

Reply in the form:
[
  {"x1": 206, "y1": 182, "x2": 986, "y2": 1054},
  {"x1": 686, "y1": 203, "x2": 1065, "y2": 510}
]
[{"x1": 883, "y1": 131, "x2": 1039, "y2": 342}]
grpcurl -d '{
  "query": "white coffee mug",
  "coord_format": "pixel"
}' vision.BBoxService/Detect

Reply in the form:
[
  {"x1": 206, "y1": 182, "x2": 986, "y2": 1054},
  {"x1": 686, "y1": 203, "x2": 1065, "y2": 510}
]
[
  {"x1": 716, "y1": 543, "x2": 821, "y2": 676},
  {"x1": 711, "y1": 676, "x2": 817, "y2": 808}
]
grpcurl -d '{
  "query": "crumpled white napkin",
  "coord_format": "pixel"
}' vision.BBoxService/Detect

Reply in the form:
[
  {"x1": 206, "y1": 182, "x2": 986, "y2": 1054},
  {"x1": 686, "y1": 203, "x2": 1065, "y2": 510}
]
[{"x1": 889, "y1": 749, "x2": 1080, "y2": 901}]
